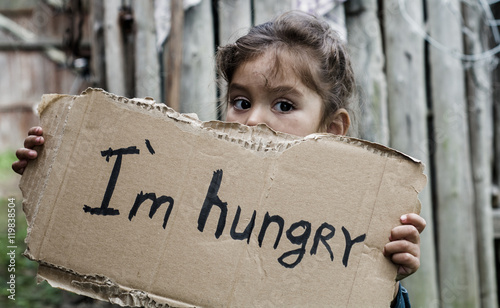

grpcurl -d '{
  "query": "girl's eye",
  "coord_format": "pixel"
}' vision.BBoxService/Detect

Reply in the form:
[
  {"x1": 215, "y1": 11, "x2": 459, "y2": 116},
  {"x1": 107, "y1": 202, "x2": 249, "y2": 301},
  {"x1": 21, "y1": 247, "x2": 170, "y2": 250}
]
[
  {"x1": 273, "y1": 100, "x2": 294, "y2": 113},
  {"x1": 233, "y1": 98, "x2": 251, "y2": 110}
]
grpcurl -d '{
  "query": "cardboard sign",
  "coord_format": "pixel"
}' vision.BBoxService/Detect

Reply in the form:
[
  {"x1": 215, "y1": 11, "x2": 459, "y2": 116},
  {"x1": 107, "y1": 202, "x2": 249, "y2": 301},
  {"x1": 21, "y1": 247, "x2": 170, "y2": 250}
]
[{"x1": 20, "y1": 88, "x2": 426, "y2": 307}]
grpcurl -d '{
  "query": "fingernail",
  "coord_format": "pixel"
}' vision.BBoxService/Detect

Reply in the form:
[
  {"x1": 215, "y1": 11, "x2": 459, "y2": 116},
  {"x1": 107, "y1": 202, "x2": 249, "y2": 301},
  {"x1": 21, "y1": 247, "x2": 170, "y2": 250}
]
[
  {"x1": 36, "y1": 137, "x2": 41, "y2": 143},
  {"x1": 401, "y1": 215, "x2": 407, "y2": 223},
  {"x1": 29, "y1": 150, "x2": 37, "y2": 157}
]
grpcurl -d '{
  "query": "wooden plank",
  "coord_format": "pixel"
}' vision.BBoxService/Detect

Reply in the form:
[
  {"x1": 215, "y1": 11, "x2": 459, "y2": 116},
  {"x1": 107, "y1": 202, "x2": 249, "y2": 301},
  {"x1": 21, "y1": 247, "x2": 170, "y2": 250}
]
[
  {"x1": 345, "y1": 0, "x2": 389, "y2": 144},
  {"x1": 0, "y1": 12, "x2": 66, "y2": 65},
  {"x1": 217, "y1": 0, "x2": 251, "y2": 45},
  {"x1": 103, "y1": 0, "x2": 126, "y2": 96},
  {"x1": 180, "y1": 0, "x2": 216, "y2": 120},
  {"x1": 324, "y1": 2, "x2": 347, "y2": 41},
  {"x1": 426, "y1": 0, "x2": 480, "y2": 306},
  {"x1": 495, "y1": 5, "x2": 500, "y2": 212},
  {"x1": 133, "y1": 0, "x2": 160, "y2": 101},
  {"x1": 216, "y1": 0, "x2": 251, "y2": 119},
  {"x1": 493, "y1": 209, "x2": 500, "y2": 238},
  {"x1": 382, "y1": 0, "x2": 439, "y2": 306},
  {"x1": 165, "y1": 0, "x2": 183, "y2": 111},
  {"x1": 463, "y1": 3, "x2": 498, "y2": 307},
  {"x1": 0, "y1": 0, "x2": 37, "y2": 12},
  {"x1": 253, "y1": 0, "x2": 292, "y2": 25},
  {"x1": 89, "y1": 0, "x2": 106, "y2": 89}
]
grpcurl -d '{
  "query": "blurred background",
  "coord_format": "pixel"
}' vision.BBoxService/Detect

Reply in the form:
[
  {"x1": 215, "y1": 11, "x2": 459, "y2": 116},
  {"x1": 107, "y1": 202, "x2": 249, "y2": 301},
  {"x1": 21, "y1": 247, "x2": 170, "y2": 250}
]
[{"x1": 0, "y1": 0, "x2": 499, "y2": 307}]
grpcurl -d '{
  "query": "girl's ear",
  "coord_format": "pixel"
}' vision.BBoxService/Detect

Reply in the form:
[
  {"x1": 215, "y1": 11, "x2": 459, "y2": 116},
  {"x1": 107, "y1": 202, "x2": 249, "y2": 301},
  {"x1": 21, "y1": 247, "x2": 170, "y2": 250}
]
[{"x1": 326, "y1": 108, "x2": 350, "y2": 136}]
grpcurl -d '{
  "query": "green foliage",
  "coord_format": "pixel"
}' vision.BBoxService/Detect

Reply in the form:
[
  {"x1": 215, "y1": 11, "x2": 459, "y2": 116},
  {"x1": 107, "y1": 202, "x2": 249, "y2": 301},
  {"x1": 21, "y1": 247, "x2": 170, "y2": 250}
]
[
  {"x1": 0, "y1": 198, "x2": 64, "y2": 308},
  {"x1": 0, "y1": 150, "x2": 17, "y2": 181}
]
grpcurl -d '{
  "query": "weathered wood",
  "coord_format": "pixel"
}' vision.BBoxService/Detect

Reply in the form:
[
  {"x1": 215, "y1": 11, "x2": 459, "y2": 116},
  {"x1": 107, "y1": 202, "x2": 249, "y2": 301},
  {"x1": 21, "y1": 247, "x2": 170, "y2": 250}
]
[
  {"x1": 165, "y1": 0, "x2": 183, "y2": 111},
  {"x1": 493, "y1": 209, "x2": 500, "y2": 238},
  {"x1": 180, "y1": 0, "x2": 216, "y2": 120},
  {"x1": 427, "y1": 0, "x2": 480, "y2": 307},
  {"x1": 133, "y1": 0, "x2": 160, "y2": 101},
  {"x1": 217, "y1": 0, "x2": 251, "y2": 45},
  {"x1": 495, "y1": 5, "x2": 500, "y2": 213},
  {"x1": 463, "y1": 3, "x2": 498, "y2": 307},
  {"x1": 0, "y1": 13, "x2": 66, "y2": 65},
  {"x1": 324, "y1": 2, "x2": 347, "y2": 42},
  {"x1": 216, "y1": 0, "x2": 251, "y2": 119},
  {"x1": 382, "y1": 1, "x2": 439, "y2": 306},
  {"x1": 345, "y1": 0, "x2": 389, "y2": 144},
  {"x1": 253, "y1": 0, "x2": 292, "y2": 25},
  {"x1": 496, "y1": 80, "x2": 500, "y2": 207},
  {"x1": 103, "y1": 0, "x2": 126, "y2": 96},
  {"x1": 89, "y1": 0, "x2": 106, "y2": 89}
]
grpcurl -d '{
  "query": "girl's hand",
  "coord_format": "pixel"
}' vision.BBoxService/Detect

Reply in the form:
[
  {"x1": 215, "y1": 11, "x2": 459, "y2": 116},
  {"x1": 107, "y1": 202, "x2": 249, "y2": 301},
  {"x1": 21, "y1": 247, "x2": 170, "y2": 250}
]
[
  {"x1": 12, "y1": 126, "x2": 44, "y2": 175},
  {"x1": 383, "y1": 213, "x2": 426, "y2": 281}
]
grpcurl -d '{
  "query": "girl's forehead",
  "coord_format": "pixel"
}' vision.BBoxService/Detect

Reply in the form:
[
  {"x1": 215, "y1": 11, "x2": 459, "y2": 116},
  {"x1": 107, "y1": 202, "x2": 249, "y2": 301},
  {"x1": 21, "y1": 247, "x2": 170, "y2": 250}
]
[{"x1": 237, "y1": 51, "x2": 304, "y2": 87}]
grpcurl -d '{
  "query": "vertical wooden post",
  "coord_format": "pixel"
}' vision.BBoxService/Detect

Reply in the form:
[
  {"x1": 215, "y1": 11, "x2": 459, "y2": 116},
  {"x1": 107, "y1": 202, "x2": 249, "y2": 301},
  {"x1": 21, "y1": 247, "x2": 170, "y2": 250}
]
[
  {"x1": 218, "y1": 0, "x2": 251, "y2": 45},
  {"x1": 90, "y1": 0, "x2": 106, "y2": 89},
  {"x1": 383, "y1": 0, "x2": 439, "y2": 305},
  {"x1": 133, "y1": 0, "x2": 160, "y2": 100},
  {"x1": 165, "y1": 0, "x2": 183, "y2": 111},
  {"x1": 427, "y1": 0, "x2": 480, "y2": 306},
  {"x1": 463, "y1": 3, "x2": 498, "y2": 308},
  {"x1": 217, "y1": 0, "x2": 252, "y2": 119},
  {"x1": 345, "y1": 0, "x2": 389, "y2": 144},
  {"x1": 253, "y1": 0, "x2": 292, "y2": 25},
  {"x1": 103, "y1": 0, "x2": 127, "y2": 96},
  {"x1": 496, "y1": 70, "x2": 500, "y2": 210},
  {"x1": 180, "y1": 0, "x2": 216, "y2": 120},
  {"x1": 324, "y1": 2, "x2": 347, "y2": 41}
]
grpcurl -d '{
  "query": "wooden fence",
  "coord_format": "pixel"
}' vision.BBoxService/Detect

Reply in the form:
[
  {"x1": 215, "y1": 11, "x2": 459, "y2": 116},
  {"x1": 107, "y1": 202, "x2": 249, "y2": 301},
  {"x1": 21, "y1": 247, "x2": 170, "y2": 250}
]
[{"x1": 1, "y1": 0, "x2": 500, "y2": 307}]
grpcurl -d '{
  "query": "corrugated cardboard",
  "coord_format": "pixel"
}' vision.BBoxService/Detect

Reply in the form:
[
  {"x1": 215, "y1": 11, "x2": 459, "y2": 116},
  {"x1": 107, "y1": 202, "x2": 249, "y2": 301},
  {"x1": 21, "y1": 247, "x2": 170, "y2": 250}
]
[{"x1": 20, "y1": 88, "x2": 426, "y2": 307}]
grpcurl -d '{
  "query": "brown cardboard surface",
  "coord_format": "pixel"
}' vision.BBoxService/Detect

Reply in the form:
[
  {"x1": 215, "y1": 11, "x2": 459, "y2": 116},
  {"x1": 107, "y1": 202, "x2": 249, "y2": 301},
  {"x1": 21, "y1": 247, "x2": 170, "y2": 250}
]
[{"x1": 20, "y1": 88, "x2": 426, "y2": 307}]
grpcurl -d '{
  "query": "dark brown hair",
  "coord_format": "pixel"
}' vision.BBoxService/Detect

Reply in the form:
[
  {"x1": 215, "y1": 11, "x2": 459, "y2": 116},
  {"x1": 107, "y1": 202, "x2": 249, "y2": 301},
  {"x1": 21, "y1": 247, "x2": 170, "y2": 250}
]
[{"x1": 216, "y1": 10, "x2": 355, "y2": 126}]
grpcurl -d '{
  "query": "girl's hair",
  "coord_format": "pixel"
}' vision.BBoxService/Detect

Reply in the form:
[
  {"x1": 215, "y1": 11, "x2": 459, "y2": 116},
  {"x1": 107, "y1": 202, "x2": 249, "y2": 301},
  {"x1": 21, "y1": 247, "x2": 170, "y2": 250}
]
[{"x1": 216, "y1": 10, "x2": 355, "y2": 127}]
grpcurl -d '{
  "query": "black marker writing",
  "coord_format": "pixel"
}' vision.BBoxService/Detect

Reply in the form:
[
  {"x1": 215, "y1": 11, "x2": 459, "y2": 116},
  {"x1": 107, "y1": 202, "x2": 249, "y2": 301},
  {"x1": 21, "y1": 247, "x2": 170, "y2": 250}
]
[
  {"x1": 83, "y1": 146, "x2": 139, "y2": 215},
  {"x1": 129, "y1": 192, "x2": 174, "y2": 229},
  {"x1": 230, "y1": 206, "x2": 256, "y2": 244},
  {"x1": 258, "y1": 212, "x2": 285, "y2": 249},
  {"x1": 197, "y1": 170, "x2": 228, "y2": 239},
  {"x1": 278, "y1": 220, "x2": 311, "y2": 268},
  {"x1": 197, "y1": 169, "x2": 367, "y2": 269},
  {"x1": 342, "y1": 226, "x2": 366, "y2": 267},
  {"x1": 310, "y1": 222, "x2": 336, "y2": 261},
  {"x1": 145, "y1": 139, "x2": 155, "y2": 155}
]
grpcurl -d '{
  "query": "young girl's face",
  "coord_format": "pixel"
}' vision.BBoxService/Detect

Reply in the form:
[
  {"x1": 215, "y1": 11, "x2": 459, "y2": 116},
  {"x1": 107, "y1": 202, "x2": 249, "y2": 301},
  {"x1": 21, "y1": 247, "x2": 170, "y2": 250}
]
[{"x1": 225, "y1": 52, "x2": 325, "y2": 137}]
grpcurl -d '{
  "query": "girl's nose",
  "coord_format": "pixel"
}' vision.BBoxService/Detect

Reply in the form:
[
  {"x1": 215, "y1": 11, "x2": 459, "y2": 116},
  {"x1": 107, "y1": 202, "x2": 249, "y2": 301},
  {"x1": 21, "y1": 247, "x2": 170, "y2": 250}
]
[{"x1": 245, "y1": 106, "x2": 268, "y2": 127}]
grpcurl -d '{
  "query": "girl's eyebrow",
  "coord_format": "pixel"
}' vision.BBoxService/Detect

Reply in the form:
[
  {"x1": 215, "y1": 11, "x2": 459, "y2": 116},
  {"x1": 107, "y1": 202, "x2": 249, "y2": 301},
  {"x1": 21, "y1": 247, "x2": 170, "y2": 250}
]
[
  {"x1": 268, "y1": 85, "x2": 303, "y2": 97},
  {"x1": 229, "y1": 82, "x2": 303, "y2": 97},
  {"x1": 228, "y1": 83, "x2": 247, "y2": 92}
]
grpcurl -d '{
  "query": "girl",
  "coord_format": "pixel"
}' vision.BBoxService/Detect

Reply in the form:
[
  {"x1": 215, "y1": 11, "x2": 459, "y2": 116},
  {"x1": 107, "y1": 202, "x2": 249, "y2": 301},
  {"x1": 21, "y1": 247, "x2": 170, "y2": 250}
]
[{"x1": 13, "y1": 11, "x2": 424, "y2": 307}]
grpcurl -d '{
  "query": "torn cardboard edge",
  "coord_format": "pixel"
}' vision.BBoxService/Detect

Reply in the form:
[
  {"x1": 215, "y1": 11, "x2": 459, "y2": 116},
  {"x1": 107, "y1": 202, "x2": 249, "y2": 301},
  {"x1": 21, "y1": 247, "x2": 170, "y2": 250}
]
[
  {"x1": 21, "y1": 88, "x2": 426, "y2": 307},
  {"x1": 36, "y1": 263, "x2": 190, "y2": 308},
  {"x1": 35, "y1": 88, "x2": 423, "y2": 162}
]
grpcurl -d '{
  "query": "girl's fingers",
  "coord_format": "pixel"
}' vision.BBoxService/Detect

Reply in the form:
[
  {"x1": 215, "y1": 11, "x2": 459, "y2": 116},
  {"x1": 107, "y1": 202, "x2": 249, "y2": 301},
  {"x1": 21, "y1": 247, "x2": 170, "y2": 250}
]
[
  {"x1": 389, "y1": 224, "x2": 420, "y2": 244},
  {"x1": 16, "y1": 147, "x2": 38, "y2": 161},
  {"x1": 384, "y1": 213, "x2": 425, "y2": 281},
  {"x1": 384, "y1": 242, "x2": 421, "y2": 281},
  {"x1": 12, "y1": 159, "x2": 28, "y2": 175},
  {"x1": 13, "y1": 127, "x2": 44, "y2": 175},
  {"x1": 384, "y1": 239, "x2": 420, "y2": 257},
  {"x1": 400, "y1": 213, "x2": 426, "y2": 233},
  {"x1": 27, "y1": 126, "x2": 43, "y2": 136},
  {"x1": 24, "y1": 135, "x2": 44, "y2": 149},
  {"x1": 394, "y1": 253, "x2": 420, "y2": 280}
]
